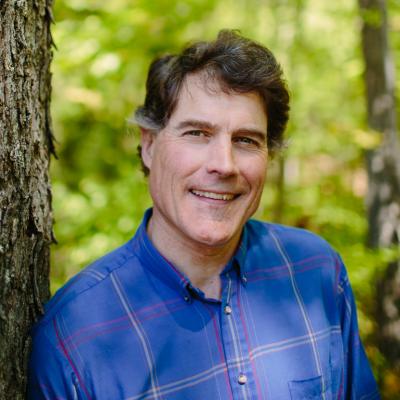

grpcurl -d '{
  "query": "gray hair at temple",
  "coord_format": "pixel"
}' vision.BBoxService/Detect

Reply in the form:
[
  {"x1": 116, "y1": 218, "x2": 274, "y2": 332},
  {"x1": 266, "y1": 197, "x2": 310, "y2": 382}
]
[{"x1": 131, "y1": 29, "x2": 290, "y2": 175}]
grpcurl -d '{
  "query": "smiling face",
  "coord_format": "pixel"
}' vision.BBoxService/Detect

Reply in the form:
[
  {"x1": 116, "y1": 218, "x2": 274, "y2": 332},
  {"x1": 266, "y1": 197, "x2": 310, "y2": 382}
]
[{"x1": 141, "y1": 73, "x2": 268, "y2": 255}]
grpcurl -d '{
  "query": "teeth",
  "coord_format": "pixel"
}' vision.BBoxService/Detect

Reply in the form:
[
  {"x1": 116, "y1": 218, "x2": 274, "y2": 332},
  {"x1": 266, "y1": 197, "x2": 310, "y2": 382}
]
[{"x1": 191, "y1": 190, "x2": 235, "y2": 201}]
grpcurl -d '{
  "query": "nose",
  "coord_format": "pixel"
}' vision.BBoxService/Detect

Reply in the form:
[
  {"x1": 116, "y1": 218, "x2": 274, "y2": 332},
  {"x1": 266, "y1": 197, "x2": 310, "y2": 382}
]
[{"x1": 206, "y1": 137, "x2": 239, "y2": 177}]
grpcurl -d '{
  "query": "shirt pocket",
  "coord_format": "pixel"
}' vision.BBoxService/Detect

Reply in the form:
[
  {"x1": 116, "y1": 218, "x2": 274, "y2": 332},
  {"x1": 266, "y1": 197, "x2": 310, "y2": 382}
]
[{"x1": 288, "y1": 375, "x2": 330, "y2": 400}]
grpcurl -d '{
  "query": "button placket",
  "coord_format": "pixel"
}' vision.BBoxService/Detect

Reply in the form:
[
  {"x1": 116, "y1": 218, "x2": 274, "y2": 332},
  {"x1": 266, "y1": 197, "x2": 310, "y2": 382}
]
[{"x1": 220, "y1": 272, "x2": 255, "y2": 399}]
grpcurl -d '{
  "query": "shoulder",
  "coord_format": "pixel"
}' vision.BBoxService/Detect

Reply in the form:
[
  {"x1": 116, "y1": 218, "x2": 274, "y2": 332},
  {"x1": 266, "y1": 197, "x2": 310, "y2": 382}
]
[
  {"x1": 243, "y1": 219, "x2": 347, "y2": 307},
  {"x1": 246, "y1": 219, "x2": 335, "y2": 259},
  {"x1": 243, "y1": 219, "x2": 343, "y2": 282},
  {"x1": 32, "y1": 238, "x2": 141, "y2": 333}
]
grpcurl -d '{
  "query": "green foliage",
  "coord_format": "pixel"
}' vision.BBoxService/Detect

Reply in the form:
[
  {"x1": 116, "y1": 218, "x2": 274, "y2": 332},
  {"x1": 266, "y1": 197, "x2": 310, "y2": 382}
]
[{"x1": 50, "y1": 0, "x2": 399, "y2": 394}]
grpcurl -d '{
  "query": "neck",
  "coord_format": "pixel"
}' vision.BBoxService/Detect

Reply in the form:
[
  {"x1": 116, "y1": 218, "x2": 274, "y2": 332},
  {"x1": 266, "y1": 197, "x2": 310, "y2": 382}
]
[{"x1": 147, "y1": 213, "x2": 240, "y2": 299}]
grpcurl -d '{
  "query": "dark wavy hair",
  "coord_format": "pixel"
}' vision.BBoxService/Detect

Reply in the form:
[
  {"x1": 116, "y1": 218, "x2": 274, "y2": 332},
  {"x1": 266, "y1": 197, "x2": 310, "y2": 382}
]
[{"x1": 131, "y1": 29, "x2": 290, "y2": 175}]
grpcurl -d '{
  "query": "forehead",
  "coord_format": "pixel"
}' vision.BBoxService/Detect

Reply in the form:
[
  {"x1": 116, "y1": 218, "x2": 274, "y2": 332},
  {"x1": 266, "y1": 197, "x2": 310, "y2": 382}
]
[{"x1": 169, "y1": 73, "x2": 267, "y2": 130}]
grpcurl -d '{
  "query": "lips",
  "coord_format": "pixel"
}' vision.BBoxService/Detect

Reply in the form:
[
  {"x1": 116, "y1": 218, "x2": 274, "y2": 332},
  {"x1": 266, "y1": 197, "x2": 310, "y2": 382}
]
[{"x1": 191, "y1": 189, "x2": 237, "y2": 201}]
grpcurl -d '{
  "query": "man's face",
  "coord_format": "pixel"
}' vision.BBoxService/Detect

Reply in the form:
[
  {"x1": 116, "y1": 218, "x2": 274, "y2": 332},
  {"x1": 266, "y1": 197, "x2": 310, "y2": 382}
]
[{"x1": 141, "y1": 73, "x2": 268, "y2": 252}]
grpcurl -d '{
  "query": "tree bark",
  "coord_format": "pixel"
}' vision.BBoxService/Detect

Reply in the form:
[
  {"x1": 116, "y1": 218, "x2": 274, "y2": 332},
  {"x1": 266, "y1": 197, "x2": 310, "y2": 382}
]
[
  {"x1": 358, "y1": 0, "x2": 400, "y2": 370},
  {"x1": 0, "y1": 0, "x2": 54, "y2": 398}
]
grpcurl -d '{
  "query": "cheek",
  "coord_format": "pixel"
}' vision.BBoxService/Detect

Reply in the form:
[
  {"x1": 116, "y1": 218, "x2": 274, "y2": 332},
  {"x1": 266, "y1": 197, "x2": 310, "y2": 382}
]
[
  {"x1": 163, "y1": 145, "x2": 203, "y2": 176},
  {"x1": 150, "y1": 144, "x2": 199, "y2": 190},
  {"x1": 244, "y1": 160, "x2": 267, "y2": 190}
]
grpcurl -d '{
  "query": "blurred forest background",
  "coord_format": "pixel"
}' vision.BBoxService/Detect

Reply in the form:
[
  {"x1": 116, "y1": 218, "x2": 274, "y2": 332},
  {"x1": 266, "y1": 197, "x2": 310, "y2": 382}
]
[{"x1": 50, "y1": 0, "x2": 400, "y2": 397}]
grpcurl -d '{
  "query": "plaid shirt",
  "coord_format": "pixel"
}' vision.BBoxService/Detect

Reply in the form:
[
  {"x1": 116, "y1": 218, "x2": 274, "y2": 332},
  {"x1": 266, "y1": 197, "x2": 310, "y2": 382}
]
[{"x1": 28, "y1": 209, "x2": 379, "y2": 399}]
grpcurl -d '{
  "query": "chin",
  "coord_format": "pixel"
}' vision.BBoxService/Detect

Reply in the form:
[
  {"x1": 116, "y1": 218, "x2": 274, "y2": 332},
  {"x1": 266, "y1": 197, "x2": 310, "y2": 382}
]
[{"x1": 192, "y1": 228, "x2": 237, "y2": 248}]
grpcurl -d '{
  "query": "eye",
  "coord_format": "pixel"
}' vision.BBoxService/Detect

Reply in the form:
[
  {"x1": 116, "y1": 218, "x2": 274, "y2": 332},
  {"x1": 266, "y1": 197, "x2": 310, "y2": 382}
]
[
  {"x1": 183, "y1": 130, "x2": 206, "y2": 137},
  {"x1": 234, "y1": 136, "x2": 260, "y2": 147},
  {"x1": 182, "y1": 130, "x2": 211, "y2": 142}
]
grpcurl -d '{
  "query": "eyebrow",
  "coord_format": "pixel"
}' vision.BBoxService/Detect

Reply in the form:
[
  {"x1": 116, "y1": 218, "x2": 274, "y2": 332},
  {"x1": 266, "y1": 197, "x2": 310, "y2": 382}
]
[
  {"x1": 174, "y1": 119, "x2": 267, "y2": 141},
  {"x1": 174, "y1": 119, "x2": 217, "y2": 131}
]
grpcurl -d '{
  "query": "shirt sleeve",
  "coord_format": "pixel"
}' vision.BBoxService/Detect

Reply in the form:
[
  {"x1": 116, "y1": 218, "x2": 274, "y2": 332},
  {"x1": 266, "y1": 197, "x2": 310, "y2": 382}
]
[
  {"x1": 335, "y1": 254, "x2": 380, "y2": 399},
  {"x1": 27, "y1": 318, "x2": 84, "y2": 400}
]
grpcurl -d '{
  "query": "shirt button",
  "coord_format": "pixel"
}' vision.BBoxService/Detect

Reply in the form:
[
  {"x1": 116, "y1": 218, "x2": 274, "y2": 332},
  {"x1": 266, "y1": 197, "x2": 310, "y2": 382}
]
[
  {"x1": 238, "y1": 373, "x2": 247, "y2": 385},
  {"x1": 224, "y1": 305, "x2": 232, "y2": 315},
  {"x1": 242, "y1": 275, "x2": 247, "y2": 283},
  {"x1": 184, "y1": 296, "x2": 190, "y2": 302}
]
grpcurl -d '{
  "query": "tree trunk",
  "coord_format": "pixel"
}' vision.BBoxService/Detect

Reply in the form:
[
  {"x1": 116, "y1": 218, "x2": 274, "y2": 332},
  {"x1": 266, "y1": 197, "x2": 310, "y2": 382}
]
[
  {"x1": 358, "y1": 0, "x2": 400, "y2": 371},
  {"x1": 0, "y1": 0, "x2": 54, "y2": 398}
]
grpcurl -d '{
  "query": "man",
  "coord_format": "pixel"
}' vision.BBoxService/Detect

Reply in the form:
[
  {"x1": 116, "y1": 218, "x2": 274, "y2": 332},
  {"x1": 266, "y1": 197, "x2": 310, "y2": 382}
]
[{"x1": 28, "y1": 30, "x2": 379, "y2": 399}]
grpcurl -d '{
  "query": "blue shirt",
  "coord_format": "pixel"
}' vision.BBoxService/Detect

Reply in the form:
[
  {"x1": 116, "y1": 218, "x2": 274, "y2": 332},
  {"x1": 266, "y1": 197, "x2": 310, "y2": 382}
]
[{"x1": 28, "y1": 209, "x2": 379, "y2": 399}]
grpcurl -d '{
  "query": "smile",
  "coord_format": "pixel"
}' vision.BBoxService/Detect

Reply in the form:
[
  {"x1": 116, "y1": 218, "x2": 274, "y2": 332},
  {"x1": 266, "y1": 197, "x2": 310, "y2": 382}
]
[{"x1": 191, "y1": 190, "x2": 236, "y2": 201}]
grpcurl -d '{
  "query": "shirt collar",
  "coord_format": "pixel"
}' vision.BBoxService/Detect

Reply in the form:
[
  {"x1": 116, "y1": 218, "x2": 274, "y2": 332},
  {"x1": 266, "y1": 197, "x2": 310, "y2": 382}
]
[
  {"x1": 233, "y1": 222, "x2": 249, "y2": 285},
  {"x1": 133, "y1": 208, "x2": 249, "y2": 300}
]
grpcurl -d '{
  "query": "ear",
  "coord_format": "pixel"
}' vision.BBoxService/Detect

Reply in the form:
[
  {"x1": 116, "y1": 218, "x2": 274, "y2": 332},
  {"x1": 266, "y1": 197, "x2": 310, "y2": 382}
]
[{"x1": 140, "y1": 128, "x2": 156, "y2": 170}]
